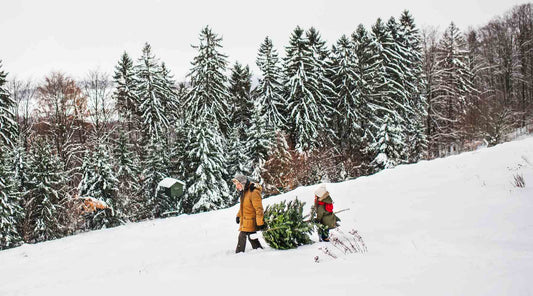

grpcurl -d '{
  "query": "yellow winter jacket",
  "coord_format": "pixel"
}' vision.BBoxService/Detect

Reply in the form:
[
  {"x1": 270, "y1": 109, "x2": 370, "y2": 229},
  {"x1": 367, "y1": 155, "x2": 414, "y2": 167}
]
[{"x1": 236, "y1": 183, "x2": 264, "y2": 232}]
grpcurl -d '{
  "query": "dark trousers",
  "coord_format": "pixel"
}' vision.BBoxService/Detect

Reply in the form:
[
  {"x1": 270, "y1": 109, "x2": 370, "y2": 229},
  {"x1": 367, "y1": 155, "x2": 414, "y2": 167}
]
[
  {"x1": 318, "y1": 227, "x2": 330, "y2": 242},
  {"x1": 235, "y1": 231, "x2": 263, "y2": 253}
]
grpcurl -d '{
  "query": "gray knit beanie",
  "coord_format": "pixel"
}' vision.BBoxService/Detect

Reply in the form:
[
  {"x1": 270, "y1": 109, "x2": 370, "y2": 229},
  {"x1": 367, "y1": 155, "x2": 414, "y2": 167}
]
[{"x1": 232, "y1": 173, "x2": 248, "y2": 185}]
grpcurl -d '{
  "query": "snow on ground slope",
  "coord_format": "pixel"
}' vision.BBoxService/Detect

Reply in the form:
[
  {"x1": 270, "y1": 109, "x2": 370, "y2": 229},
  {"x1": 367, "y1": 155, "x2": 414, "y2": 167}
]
[{"x1": 1, "y1": 137, "x2": 532, "y2": 296}]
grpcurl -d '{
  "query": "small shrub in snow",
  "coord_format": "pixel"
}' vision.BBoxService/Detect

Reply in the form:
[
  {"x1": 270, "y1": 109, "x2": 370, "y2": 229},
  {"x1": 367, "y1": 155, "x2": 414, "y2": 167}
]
[
  {"x1": 330, "y1": 228, "x2": 368, "y2": 254},
  {"x1": 315, "y1": 228, "x2": 367, "y2": 263},
  {"x1": 513, "y1": 173, "x2": 525, "y2": 188},
  {"x1": 318, "y1": 246, "x2": 337, "y2": 259}
]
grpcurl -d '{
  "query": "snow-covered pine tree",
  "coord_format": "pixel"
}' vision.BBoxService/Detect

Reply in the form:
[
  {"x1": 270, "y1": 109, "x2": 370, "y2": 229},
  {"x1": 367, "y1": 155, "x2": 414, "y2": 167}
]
[
  {"x1": 386, "y1": 16, "x2": 410, "y2": 79},
  {"x1": 113, "y1": 52, "x2": 140, "y2": 135},
  {"x1": 283, "y1": 26, "x2": 333, "y2": 151},
  {"x1": 398, "y1": 11, "x2": 425, "y2": 106},
  {"x1": 227, "y1": 123, "x2": 251, "y2": 177},
  {"x1": 0, "y1": 147, "x2": 22, "y2": 250},
  {"x1": 369, "y1": 18, "x2": 407, "y2": 165},
  {"x1": 331, "y1": 35, "x2": 362, "y2": 151},
  {"x1": 351, "y1": 24, "x2": 379, "y2": 159},
  {"x1": 254, "y1": 36, "x2": 287, "y2": 131},
  {"x1": 374, "y1": 18, "x2": 410, "y2": 122},
  {"x1": 25, "y1": 139, "x2": 67, "y2": 242},
  {"x1": 370, "y1": 115, "x2": 404, "y2": 171},
  {"x1": 398, "y1": 10, "x2": 428, "y2": 162},
  {"x1": 140, "y1": 138, "x2": 174, "y2": 218},
  {"x1": 168, "y1": 119, "x2": 187, "y2": 179},
  {"x1": 229, "y1": 62, "x2": 254, "y2": 139},
  {"x1": 431, "y1": 23, "x2": 476, "y2": 155},
  {"x1": 11, "y1": 142, "x2": 29, "y2": 237},
  {"x1": 78, "y1": 144, "x2": 122, "y2": 229},
  {"x1": 113, "y1": 131, "x2": 141, "y2": 221},
  {"x1": 12, "y1": 140, "x2": 30, "y2": 192},
  {"x1": 228, "y1": 62, "x2": 273, "y2": 185},
  {"x1": 159, "y1": 62, "x2": 179, "y2": 129},
  {"x1": 183, "y1": 119, "x2": 230, "y2": 213},
  {"x1": 306, "y1": 27, "x2": 338, "y2": 146},
  {"x1": 0, "y1": 61, "x2": 18, "y2": 150},
  {"x1": 168, "y1": 83, "x2": 190, "y2": 183},
  {"x1": 181, "y1": 26, "x2": 232, "y2": 213},
  {"x1": 183, "y1": 26, "x2": 231, "y2": 137},
  {"x1": 134, "y1": 43, "x2": 171, "y2": 142},
  {"x1": 246, "y1": 102, "x2": 273, "y2": 184},
  {"x1": 226, "y1": 124, "x2": 251, "y2": 205}
]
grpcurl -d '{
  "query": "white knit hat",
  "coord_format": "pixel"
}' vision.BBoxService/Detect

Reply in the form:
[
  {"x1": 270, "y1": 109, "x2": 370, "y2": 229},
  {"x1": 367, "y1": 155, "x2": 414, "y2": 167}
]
[{"x1": 314, "y1": 184, "x2": 329, "y2": 199}]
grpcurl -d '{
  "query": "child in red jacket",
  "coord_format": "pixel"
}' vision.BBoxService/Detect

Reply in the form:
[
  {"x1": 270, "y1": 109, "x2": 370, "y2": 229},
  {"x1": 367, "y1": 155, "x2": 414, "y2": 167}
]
[{"x1": 313, "y1": 184, "x2": 339, "y2": 242}]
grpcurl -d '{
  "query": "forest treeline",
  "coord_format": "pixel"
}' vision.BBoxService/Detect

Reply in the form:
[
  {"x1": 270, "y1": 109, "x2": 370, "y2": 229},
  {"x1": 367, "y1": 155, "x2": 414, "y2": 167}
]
[{"x1": 1, "y1": 4, "x2": 531, "y2": 250}]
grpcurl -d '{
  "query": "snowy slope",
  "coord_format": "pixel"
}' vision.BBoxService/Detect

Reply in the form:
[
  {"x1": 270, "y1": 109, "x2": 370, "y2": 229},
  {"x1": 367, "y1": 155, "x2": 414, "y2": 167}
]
[{"x1": 1, "y1": 137, "x2": 533, "y2": 296}]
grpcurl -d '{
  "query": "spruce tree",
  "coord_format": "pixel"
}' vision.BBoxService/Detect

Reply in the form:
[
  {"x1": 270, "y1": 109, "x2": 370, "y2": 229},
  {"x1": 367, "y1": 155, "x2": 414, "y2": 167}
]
[
  {"x1": 183, "y1": 120, "x2": 230, "y2": 213},
  {"x1": 369, "y1": 18, "x2": 408, "y2": 165},
  {"x1": 283, "y1": 26, "x2": 333, "y2": 151},
  {"x1": 331, "y1": 35, "x2": 362, "y2": 150},
  {"x1": 25, "y1": 139, "x2": 67, "y2": 242},
  {"x1": 0, "y1": 147, "x2": 22, "y2": 250},
  {"x1": 263, "y1": 199, "x2": 314, "y2": 250},
  {"x1": 246, "y1": 102, "x2": 273, "y2": 183},
  {"x1": 351, "y1": 24, "x2": 379, "y2": 161},
  {"x1": 226, "y1": 124, "x2": 252, "y2": 205},
  {"x1": 371, "y1": 18, "x2": 409, "y2": 122},
  {"x1": 13, "y1": 144, "x2": 30, "y2": 194},
  {"x1": 182, "y1": 26, "x2": 231, "y2": 213},
  {"x1": 135, "y1": 43, "x2": 171, "y2": 141},
  {"x1": 306, "y1": 27, "x2": 338, "y2": 146},
  {"x1": 113, "y1": 52, "x2": 139, "y2": 131},
  {"x1": 168, "y1": 120, "x2": 187, "y2": 180},
  {"x1": 140, "y1": 138, "x2": 172, "y2": 218},
  {"x1": 0, "y1": 61, "x2": 18, "y2": 150},
  {"x1": 370, "y1": 115, "x2": 404, "y2": 171},
  {"x1": 113, "y1": 131, "x2": 141, "y2": 221},
  {"x1": 12, "y1": 143, "x2": 29, "y2": 239},
  {"x1": 254, "y1": 36, "x2": 286, "y2": 130},
  {"x1": 226, "y1": 124, "x2": 251, "y2": 180},
  {"x1": 398, "y1": 11, "x2": 428, "y2": 162},
  {"x1": 399, "y1": 11, "x2": 425, "y2": 105},
  {"x1": 183, "y1": 26, "x2": 231, "y2": 137},
  {"x1": 78, "y1": 144, "x2": 122, "y2": 229},
  {"x1": 229, "y1": 62, "x2": 253, "y2": 137},
  {"x1": 306, "y1": 27, "x2": 337, "y2": 117},
  {"x1": 160, "y1": 62, "x2": 179, "y2": 128}
]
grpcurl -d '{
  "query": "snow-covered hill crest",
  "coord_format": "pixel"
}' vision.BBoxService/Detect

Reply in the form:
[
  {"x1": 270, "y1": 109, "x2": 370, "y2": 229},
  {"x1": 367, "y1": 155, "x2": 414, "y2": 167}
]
[{"x1": 1, "y1": 137, "x2": 532, "y2": 296}]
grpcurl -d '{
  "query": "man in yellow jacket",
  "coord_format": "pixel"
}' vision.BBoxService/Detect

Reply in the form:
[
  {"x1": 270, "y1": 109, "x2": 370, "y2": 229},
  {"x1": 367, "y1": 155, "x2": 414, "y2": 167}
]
[{"x1": 233, "y1": 174, "x2": 267, "y2": 253}]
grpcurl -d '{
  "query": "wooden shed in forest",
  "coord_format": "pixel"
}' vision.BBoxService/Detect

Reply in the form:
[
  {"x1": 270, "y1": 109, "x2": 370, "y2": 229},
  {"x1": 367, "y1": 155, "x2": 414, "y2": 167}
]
[{"x1": 157, "y1": 177, "x2": 185, "y2": 199}]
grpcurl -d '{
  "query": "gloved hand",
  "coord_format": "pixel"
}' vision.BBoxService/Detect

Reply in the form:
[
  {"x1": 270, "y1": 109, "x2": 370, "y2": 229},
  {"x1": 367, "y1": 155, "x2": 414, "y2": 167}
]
[
  {"x1": 257, "y1": 223, "x2": 267, "y2": 231},
  {"x1": 236, "y1": 217, "x2": 240, "y2": 224}
]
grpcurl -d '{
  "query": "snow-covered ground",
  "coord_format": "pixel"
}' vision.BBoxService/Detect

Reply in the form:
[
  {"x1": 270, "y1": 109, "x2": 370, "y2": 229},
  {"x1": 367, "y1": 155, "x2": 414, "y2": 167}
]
[{"x1": 1, "y1": 137, "x2": 532, "y2": 296}]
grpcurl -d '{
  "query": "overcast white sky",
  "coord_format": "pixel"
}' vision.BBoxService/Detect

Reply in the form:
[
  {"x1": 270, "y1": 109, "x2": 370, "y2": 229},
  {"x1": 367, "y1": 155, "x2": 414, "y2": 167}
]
[{"x1": 0, "y1": 0, "x2": 528, "y2": 82}]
